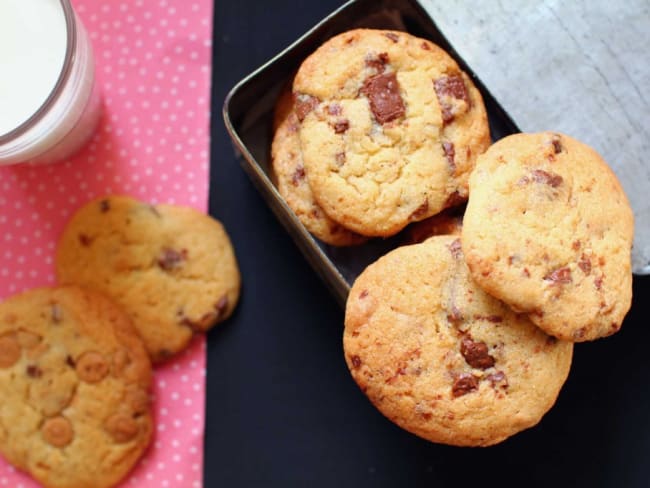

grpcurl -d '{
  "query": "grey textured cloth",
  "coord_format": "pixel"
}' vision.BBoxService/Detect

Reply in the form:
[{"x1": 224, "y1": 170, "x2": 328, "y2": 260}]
[{"x1": 422, "y1": 0, "x2": 650, "y2": 273}]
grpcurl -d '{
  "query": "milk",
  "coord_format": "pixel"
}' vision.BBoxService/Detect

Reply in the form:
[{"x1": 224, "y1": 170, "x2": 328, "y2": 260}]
[
  {"x1": 0, "y1": 0, "x2": 101, "y2": 165},
  {"x1": 0, "y1": 0, "x2": 67, "y2": 136}
]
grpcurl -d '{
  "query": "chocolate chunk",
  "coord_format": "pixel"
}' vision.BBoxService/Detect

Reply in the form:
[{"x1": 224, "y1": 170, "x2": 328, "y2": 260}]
[
  {"x1": 215, "y1": 295, "x2": 229, "y2": 318},
  {"x1": 365, "y1": 52, "x2": 389, "y2": 72},
  {"x1": 361, "y1": 72, "x2": 405, "y2": 124},
  {"x1": 460, "y1": 337, "x2": 495, "y2": 370},
  {"x1": 452, "y1": 373, "x2": 478, "y2": 397},
  {"x1": 409, "y1": 200, "x2": 429, "y2": 221},
  {"x1": 333, "y1": 119, "x2": 350, "y2": 134},
  {"x1": 99, "y1": 199, "x2": 110, "y2": 212},
  {"x1": 433, "y1": 74, "x2": 469, "y2": 124},
  {"x1": 546, "y1": 335, "x2": 558, "y2": 346},
  {"x1": 350, "y1": 355, "x2": 362, "y2": 369},
  {"x1": 294, "y1": 93, "x2": 319, "y2": 122},
  {"x1": 65, "y1": 355, "x2": 76, "y2": 368},
  {"x1": 78, "y1": 234, "x2": 93, "y2": 246},
  {"x1": 531, "y1": 169, "x2": 563, "y2": 188},
  {"x1": 442, "y1": 141, "x2": 455, "y2": 172},
  {"x1": 384, "y1": 32, "x2": 399, "y2": 42},
  {"x1": 157, "y1": 247, "x2": 188, "y2": 271},
  {"x1": 578, "y1": 254, "x2": 592, "y2": 275},
  {"x1": 543, "y1": 266, "x2": 572, "y2": 284},
  {"x1": 327, "y1": 104, "x2": 342, "y2": 116},
  {"x1": 551, "y1": 135, "x2": 563, "y2": 154},
  {"x1": 26, "y1": 365, "x2": 43, "y2": 378},
  {"x1": 291, "y1": 165, "x2": 306, "y2": 186},
  {"x1": 486, "y1": 371, "x2": 508, "y2": 389},
  {"x1": 448, "y1": 238, "x2": 462, "y2": 259}
]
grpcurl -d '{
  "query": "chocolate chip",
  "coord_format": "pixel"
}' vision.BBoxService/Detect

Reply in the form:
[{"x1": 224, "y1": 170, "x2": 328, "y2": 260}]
[
  {"x1": 421, "y1": 42, "x2": 431, "y2": 50},
  {"x1": 99, "y1": 199, "x2": 110, "y2": 212},
  {"x1": 327, "y1": 104, "x2": 342, "y2": 116},
  {"x1": 361, "y1": 72, "x2": 405, "y2": 124},
  {"x1": 78, "y1": 234, "x2": 93, "y2": 246},
  {"x1": 335, "y1": 152, "x2": 346, "y2": 166},
  {"x1": 291, "y1": 165, "x2": 306, "y2": 186},
  {"x1": 460, "y1": 337, "x2": 495, "y2": 370},
  {"x1": 543, "y1": 266, "x2": 572, "y2": 284},
  {"x1": 350, "y1": 355, "x2": 362, "y2": 369},
  {"x1": 409, "y1": 200, "x2": 429, "y2": 221},
  {"x1": 546, "y1": 335, "x2": 558, "y2": 346},
  {"x1": 595, "y1": 275, "x2": 604, "y2": 290},
  {"x1": 442, "y1": 141, "x2": 456, "y2": 172},
  {"x1": 448, "y1": 238, "x2": 462, "y2": 259},
  {"x1": 65, "y1": 355, "x2": 76, "y2": 368},
  {"x1": 365, "y1": 52, "x2": 389, "y2": 72},
  {"x1": 26, "y1": 365, "x2": 43, "y2": 378},
  {"x1": 333, "y1": 119, "x2": 350, "y2": 134},
  {"x1": 486, "y1": 370, "x2": 508, "y2": 389},
  {"x1": 433, "y1": 74, "x2": 469, "y2": 124},
  {"x1": 359, "y1": 289, "x2": 368, "y2": 299},
  {"x1": 551, "y1": 135, "x2": 563, "y2": 154},
  {"x1": 452, "y1": 373, "x2": 478, "y2": 398},
  {"x1": 294, "y1": 93, "x2": 319, "y2": 122},
  {"x1": 157, "y1": 247, "x2": 188, "y2": 271},
  {"x1": 51, "y1": 303, "x2": 63, "y2": 323},
  {"x1": 531, "y1": 169, "x2": 563, "y2": 188},
  {"x1": 578, "y1": 254, "x2": 592, "y2": 275},
  {"x1": 384, "y1": 32, "x2": 399, "y2": 42},
  {"x1": 215, "y1": 295, "x2": 229, "y2": 318}
]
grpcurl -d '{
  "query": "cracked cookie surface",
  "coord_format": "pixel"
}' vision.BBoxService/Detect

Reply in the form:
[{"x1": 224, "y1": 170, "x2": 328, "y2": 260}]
[
  {"x1": 462, "y1": 132, "x2": 634, "y2": 341},
  {"x1": 343, "y1": 236, "x2": 572, "y2": 446},
  {"x1": 0, "y1": 286, "x2": 152, "y2": 488},
  {"x1": 271, "y1": 85, "x2": 367, "y2": 246},
  {"x1": 56, "y1": 195, "x2": 241, "y2": 363},
  {"x1": 293, "y1": 29, "x2": 490, "y2": 237}
]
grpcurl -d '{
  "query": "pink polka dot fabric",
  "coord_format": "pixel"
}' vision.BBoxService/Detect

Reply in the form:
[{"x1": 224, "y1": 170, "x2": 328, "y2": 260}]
[{"x1": 0, "y1": 0, "x2": 213, "y2": 486}]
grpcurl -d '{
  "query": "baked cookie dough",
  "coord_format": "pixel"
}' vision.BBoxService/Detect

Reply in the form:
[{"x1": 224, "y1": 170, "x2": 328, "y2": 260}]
[
  {"x1": 0, "y1": 286, "x2": 152, "y2": 488},
  {"x1": 462, "y1": 132, "x2": 634, "y2": 341},
  {"x1": 293, "y1": 28, "x2": 490, "y2": 236},
  {"x1": 344, "y1": 236, "x2": 572, "y2": 446},
  {"x1": 56, "y1": 195, "x2": 241, "y2": 363},
  {"x1": 271, "y1": 86, "x2": 367, "y2": 246}
]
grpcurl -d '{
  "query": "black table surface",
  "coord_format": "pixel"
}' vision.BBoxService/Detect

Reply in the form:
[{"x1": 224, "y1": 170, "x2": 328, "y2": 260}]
[{"x1": 208, "y1": 1, "x2": 650, "y2": 486}]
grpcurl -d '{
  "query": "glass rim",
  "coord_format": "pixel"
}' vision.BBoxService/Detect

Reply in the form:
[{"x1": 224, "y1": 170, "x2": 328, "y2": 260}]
[{"x1": 0, "y1": 0, "x2": 77, "y2": 144}]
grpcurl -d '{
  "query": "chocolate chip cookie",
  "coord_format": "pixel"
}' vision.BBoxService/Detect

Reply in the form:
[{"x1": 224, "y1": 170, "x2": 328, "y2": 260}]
[
  {"x1": 344, "y1": 236, "x2": 573, "y2": 446},
  {"x1": 271, "y1": 85, "x2": 367, "y2": 246},
  {"x1": 0, "y1": 286, "x2": 152, "y2": 488},
  {"x1": 462, "y1": 132, "x2": 634, "y2": 341},
  {"x1": 56, "y1": 195, "x2": 241, "y2": 363},
  {"x1": 293, "y1": 29, "x2": 490, "y2": 236}
]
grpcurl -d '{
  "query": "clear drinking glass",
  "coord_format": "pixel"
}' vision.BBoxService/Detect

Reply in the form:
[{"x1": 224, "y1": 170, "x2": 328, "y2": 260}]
[{"x1": 0, "y1": 0, "x2": 102, "y2": 166}]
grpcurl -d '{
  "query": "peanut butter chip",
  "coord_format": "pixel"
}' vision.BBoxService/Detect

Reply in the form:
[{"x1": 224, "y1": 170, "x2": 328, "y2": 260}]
[
  {"x1": 0, "y1": 335, "x2": 20, "y2": 368},
  {"x1": 75, "y1": 351, "x2": 109, "y2": 383},
  {"x1": 105, "y1": 414, "x2": 139, "y2": 443},
  {"x1": 42, "y1": 416, "x2": 73, "y2": 448}
]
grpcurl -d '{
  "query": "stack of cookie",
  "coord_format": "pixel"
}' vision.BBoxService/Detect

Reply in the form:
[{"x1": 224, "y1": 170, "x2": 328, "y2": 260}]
[
  {"x1": 0, "y1": 195, "x2": 241, "y2": 487},
  {"x1": 272, "y1": 28, "x2": 634, "y2": 446}
]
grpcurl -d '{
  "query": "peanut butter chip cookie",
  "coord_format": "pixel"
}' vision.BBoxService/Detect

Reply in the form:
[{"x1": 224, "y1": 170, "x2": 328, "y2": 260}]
[
  {"x1": 293, "y1": 29, "x2": 490, "y2": 236},
  {"x1": 56, "y1": 195, "x2": 241, "y2": 363},
  {"x1": 343, "y1": 236, "x2": 573, "y2": 446},
  {"x1": 462, "y1": 132, "x2": 634, "y2": 341},
  {"x1": 0, "y1": 286, "x2": 152, "y2": 488},
  {"x1": 271, "y1": 85, "x2": 367, "y2": 246}
]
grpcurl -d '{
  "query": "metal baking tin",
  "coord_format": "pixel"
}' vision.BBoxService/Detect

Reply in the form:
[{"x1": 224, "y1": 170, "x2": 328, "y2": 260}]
[{"x1": 223, "y1": 0, "x2": 520, "y2": 307}]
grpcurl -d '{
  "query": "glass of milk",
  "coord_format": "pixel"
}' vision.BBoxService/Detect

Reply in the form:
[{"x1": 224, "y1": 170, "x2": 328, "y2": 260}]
[{"x1": 0, "y1": 0, "x2": 102, "y2": 166}]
